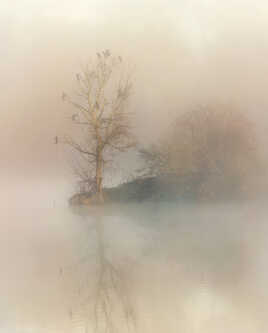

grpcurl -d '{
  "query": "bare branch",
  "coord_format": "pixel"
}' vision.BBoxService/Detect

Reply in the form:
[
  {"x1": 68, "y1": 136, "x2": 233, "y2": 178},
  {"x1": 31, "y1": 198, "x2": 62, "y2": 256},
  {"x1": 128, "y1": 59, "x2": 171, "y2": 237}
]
[
  {"x1": 64, "y1": 136, "x2": 96, "y2": 157},
  {"x1": 62, "y1": 51, "x2": 134, "y2": 202}
]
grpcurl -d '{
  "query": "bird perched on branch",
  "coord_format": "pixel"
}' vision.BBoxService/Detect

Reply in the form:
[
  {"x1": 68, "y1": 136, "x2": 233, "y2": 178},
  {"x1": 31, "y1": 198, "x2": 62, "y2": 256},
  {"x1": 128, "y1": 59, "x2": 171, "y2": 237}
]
[
  {"x1": 62, "y1": 92, "x2": 67, "y2": 101},
  {"x1": 103, "y1": 49, "x2": 111, "y2": 58},
  {"x1": 71, "y1": 114, "x2": 78, "y2": 121}
]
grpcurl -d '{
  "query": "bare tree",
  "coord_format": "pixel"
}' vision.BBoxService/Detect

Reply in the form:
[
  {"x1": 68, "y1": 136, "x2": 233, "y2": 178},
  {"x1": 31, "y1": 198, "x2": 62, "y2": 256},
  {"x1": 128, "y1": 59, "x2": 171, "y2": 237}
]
[
  {"x1": 63, "y1": 50, "x2": 135, "y2": 203},
  {"x1": 140, "y1": 105, "x2": 259, "y2": 199}
]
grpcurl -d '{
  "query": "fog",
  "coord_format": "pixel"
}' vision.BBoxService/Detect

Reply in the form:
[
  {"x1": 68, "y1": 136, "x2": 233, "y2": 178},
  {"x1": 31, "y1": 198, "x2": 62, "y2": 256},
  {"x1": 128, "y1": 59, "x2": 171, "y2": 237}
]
[
  {"x1": 2, "y1": 0, "x2": 268, "y2": 332},
  {"x1": 2, "y1": 184, "x2": 268, "y2": 332},
  {"x1": 3, "y1": 0, "x2": 268, "y2": 178}
]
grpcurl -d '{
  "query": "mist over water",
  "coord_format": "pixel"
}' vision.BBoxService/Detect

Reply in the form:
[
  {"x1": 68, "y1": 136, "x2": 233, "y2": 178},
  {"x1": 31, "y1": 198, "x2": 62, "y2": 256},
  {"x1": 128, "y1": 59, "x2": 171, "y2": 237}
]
[
  {"x1": 3, "y1": 0, "x2": 268, "y2": 332},
  {"x1": 2, "y1": 180, "x2": 268, "y2": 332}
]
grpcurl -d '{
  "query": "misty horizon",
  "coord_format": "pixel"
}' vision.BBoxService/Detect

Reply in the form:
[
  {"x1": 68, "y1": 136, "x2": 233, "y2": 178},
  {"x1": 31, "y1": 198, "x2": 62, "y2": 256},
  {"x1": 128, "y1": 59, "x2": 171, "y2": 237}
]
[{"x1": 2, "y1": 1, "x2": 268, "y2": 332}]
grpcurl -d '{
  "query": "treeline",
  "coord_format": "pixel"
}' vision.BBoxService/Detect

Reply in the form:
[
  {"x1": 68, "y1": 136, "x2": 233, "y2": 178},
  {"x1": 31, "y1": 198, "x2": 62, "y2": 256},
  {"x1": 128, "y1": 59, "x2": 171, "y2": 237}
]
[
  {"x1": 61, "y1": 51, "x2": 261, "y2": 203},
  {"x1": 139, "y1": 105, "x2": 259, "y2": 200}
]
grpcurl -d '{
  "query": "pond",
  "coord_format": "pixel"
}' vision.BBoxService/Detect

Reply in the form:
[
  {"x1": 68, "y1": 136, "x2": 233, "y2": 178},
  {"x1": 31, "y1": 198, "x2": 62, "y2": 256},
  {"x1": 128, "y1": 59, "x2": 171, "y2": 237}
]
[{"x1": 1, "y1": 180, "x2": 268, "y2": 332}]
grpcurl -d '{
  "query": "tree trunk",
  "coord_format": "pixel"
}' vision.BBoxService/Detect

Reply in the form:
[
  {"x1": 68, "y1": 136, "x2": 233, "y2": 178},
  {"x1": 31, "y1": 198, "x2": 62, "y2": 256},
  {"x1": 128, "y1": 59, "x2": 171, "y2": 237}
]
[{"x1": 96, "y1": 151, "x2": 104, "y2": 203}]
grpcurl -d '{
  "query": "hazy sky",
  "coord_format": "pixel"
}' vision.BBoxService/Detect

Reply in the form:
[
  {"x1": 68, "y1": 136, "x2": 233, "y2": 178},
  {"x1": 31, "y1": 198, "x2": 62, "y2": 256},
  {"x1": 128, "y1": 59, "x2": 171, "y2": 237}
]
[
  {"x1": 2, "y1": 0, "x2": 268, "y2": 181},
  {"x1": 2, "y1": 4, "x2": 268, "y2": 330}
]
